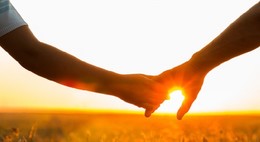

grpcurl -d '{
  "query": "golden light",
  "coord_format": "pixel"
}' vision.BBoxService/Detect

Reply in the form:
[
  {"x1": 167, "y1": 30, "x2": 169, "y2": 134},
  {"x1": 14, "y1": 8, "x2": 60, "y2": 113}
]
[{"x1": 157, "y1": 88, "x2": 185, "y2": 113}]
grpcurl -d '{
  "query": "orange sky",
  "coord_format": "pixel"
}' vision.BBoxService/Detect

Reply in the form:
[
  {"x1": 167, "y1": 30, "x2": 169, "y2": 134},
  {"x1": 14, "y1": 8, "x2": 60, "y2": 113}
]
[{"x1": 0, "y1": 0, "x2": 259, "y2": 115}]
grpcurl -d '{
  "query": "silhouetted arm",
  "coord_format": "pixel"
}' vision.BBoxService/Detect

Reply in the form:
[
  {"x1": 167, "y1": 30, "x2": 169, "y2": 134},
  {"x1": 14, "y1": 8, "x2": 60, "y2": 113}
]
[
  {"x1": 155, "y1": 2, "x2": 260, "y2": 119},
  {"x1": 0, "y1": 26, "x2": 166, "y2": 113},
  {"x1": 190, "y1": 2, "x2": 260, "y2": 73}
]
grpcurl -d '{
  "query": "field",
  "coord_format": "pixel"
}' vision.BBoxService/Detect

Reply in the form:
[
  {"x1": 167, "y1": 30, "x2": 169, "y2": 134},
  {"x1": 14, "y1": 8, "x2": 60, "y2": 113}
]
[{"x1": 0, "y1": 113, "x2": 259, "y2": 142}]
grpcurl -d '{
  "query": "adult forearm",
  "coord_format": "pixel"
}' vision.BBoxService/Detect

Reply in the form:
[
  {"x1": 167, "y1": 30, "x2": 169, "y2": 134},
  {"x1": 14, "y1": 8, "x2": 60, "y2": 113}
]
[{"x1": 189, "y1": 2, "x2": 260, "y2": 73}]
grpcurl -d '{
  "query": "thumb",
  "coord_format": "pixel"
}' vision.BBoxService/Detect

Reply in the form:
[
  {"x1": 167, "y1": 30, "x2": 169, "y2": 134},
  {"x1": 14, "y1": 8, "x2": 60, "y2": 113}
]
[
  {"x1": 177, "y1": 96, "x2": 196, "y2": 120},
  {"x1": 144, "y1": 104, "x2": 160, "y2": 117}
]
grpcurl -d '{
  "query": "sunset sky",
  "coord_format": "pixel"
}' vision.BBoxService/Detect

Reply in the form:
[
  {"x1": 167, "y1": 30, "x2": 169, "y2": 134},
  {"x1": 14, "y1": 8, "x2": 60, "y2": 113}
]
[{"x1": 0, "y1": 0, "x2": 259, "y2": 115}]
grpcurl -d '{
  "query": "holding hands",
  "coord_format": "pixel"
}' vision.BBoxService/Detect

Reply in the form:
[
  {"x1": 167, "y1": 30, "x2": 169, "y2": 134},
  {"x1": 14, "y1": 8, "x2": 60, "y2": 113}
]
[
  {"x1": 0, "y1": 1, "x2": 258, "y2": 119},
  {"x1": 104, "y1": 73, "x2": 167, "y2": 117},
  {"x1": 153, "y1": 61, "x2": 207, "y2": 120},
  {"x1": 146, "y1": 1, "x2": 260, "y2": 118}
]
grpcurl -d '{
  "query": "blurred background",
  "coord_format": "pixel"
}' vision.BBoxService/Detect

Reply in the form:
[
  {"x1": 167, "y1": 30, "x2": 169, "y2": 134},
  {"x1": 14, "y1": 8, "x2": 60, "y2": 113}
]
[{"x1": 0, "y1": 0, "x2": 259, "y2": 114}]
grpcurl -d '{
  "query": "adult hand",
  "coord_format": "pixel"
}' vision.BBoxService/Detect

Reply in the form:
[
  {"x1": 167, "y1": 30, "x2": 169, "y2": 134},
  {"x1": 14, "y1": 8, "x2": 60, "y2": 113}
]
[{"x1": 155, "y1": 61, "x2": 208, "y2": 119}]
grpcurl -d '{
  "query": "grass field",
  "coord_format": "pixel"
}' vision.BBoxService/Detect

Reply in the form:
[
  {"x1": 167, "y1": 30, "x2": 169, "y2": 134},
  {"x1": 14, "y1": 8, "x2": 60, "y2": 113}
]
[{"x1": 0, "y1": 113, "x2": 259, "y2": 142}]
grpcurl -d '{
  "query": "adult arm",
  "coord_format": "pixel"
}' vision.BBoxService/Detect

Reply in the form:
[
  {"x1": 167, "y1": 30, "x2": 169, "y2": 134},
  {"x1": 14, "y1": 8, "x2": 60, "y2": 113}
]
[
  {"x1": 156, "y1": 2, "x2": 260, "y2": 119},
  {"x1": 190, "y1": 2, "x2": 260, "y2": 72}
]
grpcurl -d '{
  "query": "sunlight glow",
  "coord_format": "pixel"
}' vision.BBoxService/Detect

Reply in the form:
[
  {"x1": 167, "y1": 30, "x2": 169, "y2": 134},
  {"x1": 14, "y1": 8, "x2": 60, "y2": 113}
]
[
  {"x1": 157, "y1": 89, "x2": 185, "y2": 113},
  {"x1": 169, "y1": 90, "x2": 185, "y2": 101},
  {"x1": 0, "y1": 1, "x2": 259, "y2": 114}
]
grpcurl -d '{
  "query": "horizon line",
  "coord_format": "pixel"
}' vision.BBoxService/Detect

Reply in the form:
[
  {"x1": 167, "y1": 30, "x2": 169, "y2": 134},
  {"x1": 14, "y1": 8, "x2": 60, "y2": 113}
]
[{"x1": 0, "y1": 107, "x2": 259, "y2": 116}]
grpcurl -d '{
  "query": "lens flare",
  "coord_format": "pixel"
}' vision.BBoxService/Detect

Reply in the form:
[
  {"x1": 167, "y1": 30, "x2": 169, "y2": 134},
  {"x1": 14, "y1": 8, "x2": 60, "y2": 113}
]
[{"x1": 157, "y1": 88, "x2": 185, "y2": 113}]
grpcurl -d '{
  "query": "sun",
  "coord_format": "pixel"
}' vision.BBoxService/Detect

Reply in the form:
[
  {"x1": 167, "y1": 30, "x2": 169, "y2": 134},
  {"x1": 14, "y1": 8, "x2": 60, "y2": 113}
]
[{"x1": 156, "y1": 88, "x2": 185, "y2": 113}]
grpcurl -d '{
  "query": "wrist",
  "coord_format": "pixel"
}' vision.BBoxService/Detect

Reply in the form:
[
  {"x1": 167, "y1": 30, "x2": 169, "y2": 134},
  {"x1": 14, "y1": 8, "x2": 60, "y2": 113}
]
[
  {"x1": 187, "y1": 51, "x2": 215, "y2": 75},
  {"x1": 95, "y1": 70, "x2": 122, "y2": 96}
]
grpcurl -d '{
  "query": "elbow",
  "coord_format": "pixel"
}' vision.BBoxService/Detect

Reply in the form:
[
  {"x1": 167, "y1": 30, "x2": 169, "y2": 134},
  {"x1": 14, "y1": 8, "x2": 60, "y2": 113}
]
[{"x1": 17, "y1": 42, "x2": 44, "y2": 75}]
